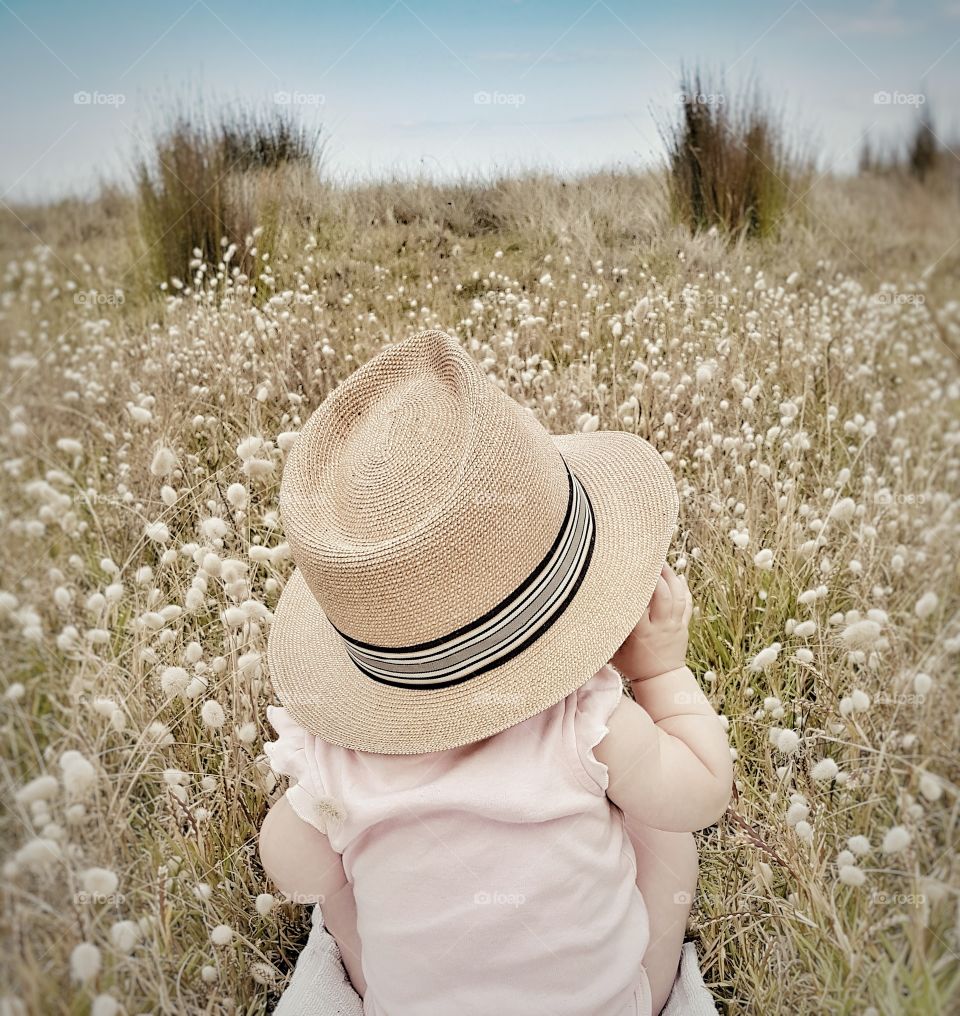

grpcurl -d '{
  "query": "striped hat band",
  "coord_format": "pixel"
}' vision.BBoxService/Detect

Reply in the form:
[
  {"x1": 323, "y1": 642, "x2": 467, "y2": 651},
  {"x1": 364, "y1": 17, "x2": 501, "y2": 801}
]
[{"x1": 330, "y1": 463, "x2": 596, "y2": 690}]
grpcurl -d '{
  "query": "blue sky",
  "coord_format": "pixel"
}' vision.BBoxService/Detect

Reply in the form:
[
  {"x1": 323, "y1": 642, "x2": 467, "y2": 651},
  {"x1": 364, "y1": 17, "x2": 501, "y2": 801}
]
[{"x1": 1, "y1": 0, "x2": 957, "y2": 200}]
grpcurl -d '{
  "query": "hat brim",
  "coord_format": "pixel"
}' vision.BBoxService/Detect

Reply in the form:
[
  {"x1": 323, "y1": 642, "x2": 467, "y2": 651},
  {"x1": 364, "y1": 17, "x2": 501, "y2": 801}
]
[{"x1": 266, "y1": 430, "x2": 679, "y2": 754}]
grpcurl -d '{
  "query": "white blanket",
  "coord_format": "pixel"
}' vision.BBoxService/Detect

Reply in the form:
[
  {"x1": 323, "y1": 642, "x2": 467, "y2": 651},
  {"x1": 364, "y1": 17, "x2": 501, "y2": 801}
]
[{"x1": 273, "y1": 905, "x2": 719, "y2": 1015}]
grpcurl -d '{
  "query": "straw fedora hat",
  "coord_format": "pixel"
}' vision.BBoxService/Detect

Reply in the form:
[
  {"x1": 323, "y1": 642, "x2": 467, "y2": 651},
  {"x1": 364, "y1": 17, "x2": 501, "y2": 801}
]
[{"x1": 267, "y1": 329, "x2": 679, "y2": 754}]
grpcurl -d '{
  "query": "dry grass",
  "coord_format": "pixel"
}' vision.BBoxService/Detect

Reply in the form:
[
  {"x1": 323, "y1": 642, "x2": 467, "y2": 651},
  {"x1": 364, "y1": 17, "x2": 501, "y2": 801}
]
[
  {"x1": 858, "y1": 108, "x2": 959, "y2": 188},
  {"x1": 908, "y1": 114, "x2": 938, "y2": 184},
  {"x1": 133, "y1": 106, "x2": 321, "y2": 295},
  {"x1": 659, "y1": 70, "x2": 810, "y2": 240},
  {"x1": 1, "y1": 166, "x2": 959, "y2": 1016}
]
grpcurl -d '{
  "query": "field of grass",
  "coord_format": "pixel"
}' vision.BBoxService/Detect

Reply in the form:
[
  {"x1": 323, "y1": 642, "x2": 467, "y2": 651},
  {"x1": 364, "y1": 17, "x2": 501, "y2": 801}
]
[{"x1": 1, "y1": 163, "x2": 959, "y2": 1015}]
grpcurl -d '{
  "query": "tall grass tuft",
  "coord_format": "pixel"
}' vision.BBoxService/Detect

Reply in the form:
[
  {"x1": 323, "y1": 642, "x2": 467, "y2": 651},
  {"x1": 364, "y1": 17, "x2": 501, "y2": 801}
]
[
  {"x1": 660, "y1": 70, "x2": 806, "y2": 240},
  {"x1": 858, "y1": 107, "x2": 957, "y2": 190},
  {"x1": 133, "y1": 105, "x2": 321, "y2": 294},
  {"x1": 908, "y1": 109, "x2": 937, "y2": 182}
]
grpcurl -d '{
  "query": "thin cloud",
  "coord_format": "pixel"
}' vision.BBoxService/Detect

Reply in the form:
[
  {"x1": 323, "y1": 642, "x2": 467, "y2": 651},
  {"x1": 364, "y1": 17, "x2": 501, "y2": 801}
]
[
  {"x1": 476, "y1": 47, "x2": 626, "y2": 64},
  {"x1": 819, "y1": 0, "x2": 916, "y2": 36},
  {"x1": 391, "y1": 109, "x2": 646, "y2": 132}
]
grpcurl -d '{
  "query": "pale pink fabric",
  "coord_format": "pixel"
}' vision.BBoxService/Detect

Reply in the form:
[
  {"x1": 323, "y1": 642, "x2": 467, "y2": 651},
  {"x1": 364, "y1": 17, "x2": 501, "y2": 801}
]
[{"x1": 264, "y1": 664, "x2": 651, "y2": 1016}]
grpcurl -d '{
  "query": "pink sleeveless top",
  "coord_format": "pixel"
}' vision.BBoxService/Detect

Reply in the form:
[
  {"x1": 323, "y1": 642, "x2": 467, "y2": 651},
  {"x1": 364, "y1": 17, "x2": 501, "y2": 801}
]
[{"x1": 264, "y1": 664, "x2": 652, "y2": 1016}]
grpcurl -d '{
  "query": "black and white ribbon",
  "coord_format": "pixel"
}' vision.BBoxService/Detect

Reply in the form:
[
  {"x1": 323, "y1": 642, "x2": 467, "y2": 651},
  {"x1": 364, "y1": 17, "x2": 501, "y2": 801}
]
[{"x1": 332, "y1": 464, "x2": 596, "y2": 689}]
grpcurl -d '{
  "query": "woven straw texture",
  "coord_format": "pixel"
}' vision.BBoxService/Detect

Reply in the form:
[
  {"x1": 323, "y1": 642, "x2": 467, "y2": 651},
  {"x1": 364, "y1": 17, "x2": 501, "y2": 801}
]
[{"x1": 267, "y1": 329, "x2": 679, "y2": 754}]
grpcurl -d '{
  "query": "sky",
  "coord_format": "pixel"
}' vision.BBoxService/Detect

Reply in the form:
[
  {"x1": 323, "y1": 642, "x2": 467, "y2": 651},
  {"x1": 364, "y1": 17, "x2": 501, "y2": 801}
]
[{"x1": 0, "y1": 0, "x2": 957, "y2": 201}]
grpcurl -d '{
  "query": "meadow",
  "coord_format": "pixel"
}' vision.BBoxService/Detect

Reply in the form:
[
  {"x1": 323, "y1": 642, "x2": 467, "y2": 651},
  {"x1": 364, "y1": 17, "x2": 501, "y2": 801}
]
[{"x1": 1, "y1": 117, "x2": 959, "y2": 1014}]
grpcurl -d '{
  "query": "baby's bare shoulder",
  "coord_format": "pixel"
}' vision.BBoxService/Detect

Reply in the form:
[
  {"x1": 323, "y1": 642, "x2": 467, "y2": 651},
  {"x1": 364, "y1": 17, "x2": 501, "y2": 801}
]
[
  {"x1": 593, "y1": 694, "x2": 660, "y2": 783},
  {"x1": 259, "y1": 796, "x2": 346, "y2": 903}
]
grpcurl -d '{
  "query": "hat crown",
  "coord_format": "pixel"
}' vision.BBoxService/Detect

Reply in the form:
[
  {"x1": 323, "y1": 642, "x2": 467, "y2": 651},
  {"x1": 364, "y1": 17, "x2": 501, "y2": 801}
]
[{"x1": 280, "y1": 331, "x2": 569, "y2": 646}]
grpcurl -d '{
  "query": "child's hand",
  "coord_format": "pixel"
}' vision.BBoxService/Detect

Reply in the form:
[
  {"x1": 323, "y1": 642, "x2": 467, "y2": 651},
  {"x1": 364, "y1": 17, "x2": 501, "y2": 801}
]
[{"x1": 611, "y1": 563, "x2": 693, "y2": 682}]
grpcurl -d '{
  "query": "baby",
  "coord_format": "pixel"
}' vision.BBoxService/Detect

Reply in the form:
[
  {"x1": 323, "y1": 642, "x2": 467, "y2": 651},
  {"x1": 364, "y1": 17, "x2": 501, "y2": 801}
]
[{"x1": 258, "y1": 330, "x2": 733, "y2": 1015}]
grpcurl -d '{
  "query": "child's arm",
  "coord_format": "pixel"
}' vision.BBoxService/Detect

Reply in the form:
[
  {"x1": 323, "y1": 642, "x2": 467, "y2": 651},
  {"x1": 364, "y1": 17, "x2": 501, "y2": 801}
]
[
  {"x1": 594, "y1": 564, "x2": 733, "y2": 832},
  {"x1": 259, "y1": 796, "x2": 367, "y2": 996}
]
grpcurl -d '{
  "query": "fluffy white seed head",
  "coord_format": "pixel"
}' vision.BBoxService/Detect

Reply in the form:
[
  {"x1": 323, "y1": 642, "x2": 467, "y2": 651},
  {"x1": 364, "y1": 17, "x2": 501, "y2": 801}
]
[
  {"x1": 830, "y1": 497, "x2": 857, "y2": 522},
  {"x1": 70, "y1": 942, "x2": 101, "y2": 982},
  {"x1": 110, "y1": 920, "x2": 140, "y2": 953},
  {"x1": 15, "y1": 775, "x2": 58, "y2": 805},
  {"x1": 914, "y1": 673, "x2": 933, "y2": 696},
  {"x1": 749, "y1": 643, "x2": 781, "y2": 672},
  {"x1": 919, "y1": 772, "x2": 942, "y2": 801},
  {"x1": 201, "y1": 700, "x2": 226, "y2": 728},
  {"x1": 159, "y1": 666, "x2": 190, "y2": 699},
  {"x1": 838, "y1": 865, "x2": 866, "y2": 887},
  {"x1": 753, "y1": 548, "x2": 774, "y2": 570},
  {"x1": 881, "y1": 825, "x2": 911, "y2": 854},
  {"x1": 786, "y1": 801, "x2": 809, "y2": 826},
  {"x1": 811, "y1": 758, "x2": 839, "y2": 782},
  {"x1": 15, "y1": 837, "x2": 61, "y2": 871},
  {"x1": 144, "y1": 521, "x2": 170, "y2": 544},
  {"x1": 91, "y1": 994, "x2": 121, "y2": 1016},
  {"x1": 255, "y1": 892, "x2": 276, "y2": 916},
  {"x1": 60, "y1": 751, "x2": 97, "y2": 798},
  {"x1": 914, "y1": 592, "x2": 939, "y2": 620},
  {"x1": 81, "y1": 867, "x2": 119, "y2": 897},
  {"x1": 775, "y1": 729, "x2": 801, "y2": 755},
  {"x1": 841, "y1": 619, "x2": 882, "y2": 650},
  {"x1": 150, "y1": 446, "x2": 177, "y2": 477},
  {"x1": 236, "y1": 652, "x2": 261, "y2": 678},
  {"x1": 226, "y1": 483, "x2": 248, "y2": 509}
]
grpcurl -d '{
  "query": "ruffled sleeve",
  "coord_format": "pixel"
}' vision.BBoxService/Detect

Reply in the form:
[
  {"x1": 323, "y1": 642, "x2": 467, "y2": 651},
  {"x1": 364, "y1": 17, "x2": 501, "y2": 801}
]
[
  {"x1": 571, "y1": 664, "x2": 626, "y2": 793},
  {"x1": 263, "y1": 705, "x2": 331, "y2": 834}
]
